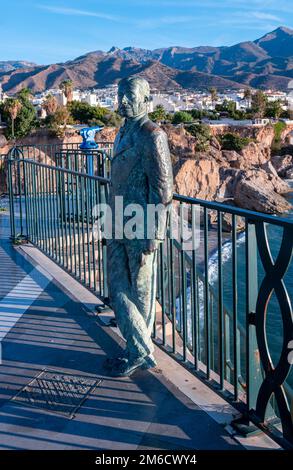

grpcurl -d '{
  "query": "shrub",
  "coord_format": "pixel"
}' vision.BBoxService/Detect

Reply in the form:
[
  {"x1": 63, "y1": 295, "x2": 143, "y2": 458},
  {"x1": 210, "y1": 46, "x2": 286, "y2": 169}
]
[
  {"x1": 221, "y1": 133, "x2": 251, "y2": 151},
  {"x1": 172, "y1": 111, "x2": 193, "y2": 125},
  {"x1": 185, "y1": 123, "x2": 211, "y2": 151}
]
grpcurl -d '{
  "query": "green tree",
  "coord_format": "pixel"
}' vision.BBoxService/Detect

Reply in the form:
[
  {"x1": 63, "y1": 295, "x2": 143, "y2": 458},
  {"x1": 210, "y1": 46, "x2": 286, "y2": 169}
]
[
  {"x1": 189, "y1": 109, "x2": 203, "y2": 120},
  {"x1": 17, "y1": 87, "x2": 33, "y2": 100},
  {"x1": 172, "y1": 111, "x2": 193, "y2": 125},
  {"x1": 149, "y1": 105, "x2": 167, "y2": 122},
  {"x1": 265, "y1": 100, "x2": 283, "y2": 119},
  {"x1": 67, "y1": 101, "x2": 121, "y2": 127},
  {"x1": 1, "y1": 88, "x2": 37, "y2": 139},
  {"x1": 251, "y1": 91, "x2": 267, "y2": 118}
]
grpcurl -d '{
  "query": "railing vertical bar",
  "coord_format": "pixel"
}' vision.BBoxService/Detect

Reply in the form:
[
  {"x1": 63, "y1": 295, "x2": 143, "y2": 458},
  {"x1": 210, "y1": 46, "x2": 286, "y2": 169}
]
[
  {"x1": 85, "y1": 177, "x2": 92, "y2": 288},
  {"x1": 66, "y1": 169, "x2": 73, "y2": 273},
  {"x1": 7, "y1": 154, "x2": 16, "y2": 241},
  {"x1": 159, "y1": 242, "x2": 166, "y2": 346},
  {"x1": 217, "y1": 210, "x2": 224, "y2": 390},
  {"x1": 22, "y1": 161, "x2": 29, "y2": 241},
  {"x1": 80, "y1": 176, "x2": 87, "y2": 283},
  {"x1": 191, "y1": 204, "x2": 199, "y2": 370},
  {"x1": 36, "y1": 163, "x2": 42, "y2": 249},
  {"x1": 47, "y1": 166, "x2": 53, "y2": 258},
  {"x1": 43, "y1": 165, "x2": 49, "y2": 255},
  {"x1": 203, "y1": 207, "x2": 210, "y2": 379},
  {"x1": 94, "y1": 179, "x2": 102, "y2": 296},
  {"x1": 180, "y1": 202, "x2": 187, "y2": 362},
  {"x1": 232, "y1": 214, "x2": 239, "y2": 401},
  {"x1": 61, "y1": 157, "x2": 69, "y2": 270},
  {"x1": 49, "y1": 166, "x2": 56, "y2": 260},
  {"x1": 91, "y1": 178, "x2": 97, "y2": 293},
  {"x1": 169, "y1": 217, "x2": 176, "y2": 354},
  {"x1": 71, "y1": 173, "x2": 77, "y2": 277},
  {"x1": 76, "y1": 173, "x2": 82, "y2": 280},
  {"x1": 57, "y1": 167, "x2": 65, "y2": 265}
]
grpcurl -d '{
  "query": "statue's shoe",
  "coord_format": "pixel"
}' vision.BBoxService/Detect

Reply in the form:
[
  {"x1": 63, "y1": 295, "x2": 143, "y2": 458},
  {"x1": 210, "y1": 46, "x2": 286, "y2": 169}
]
[
  {"x1": 141, "y1": 354, "x2": 157, "y2": 369},
  {"x1": 103, "y1": 353, "x2": 157, "y2": 373},
  {"x1": 103, "y1": 354, "x2": 128, "y2": 370},
  {"x1": 108, "y1": 356, "x2": 147, "y2": 377}
]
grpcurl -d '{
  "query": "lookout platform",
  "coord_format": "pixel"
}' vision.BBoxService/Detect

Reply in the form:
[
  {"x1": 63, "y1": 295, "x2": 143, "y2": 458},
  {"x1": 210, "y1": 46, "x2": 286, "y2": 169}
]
[{"x1": 0, "y1": 207, "x2": 278, "y2": 450}]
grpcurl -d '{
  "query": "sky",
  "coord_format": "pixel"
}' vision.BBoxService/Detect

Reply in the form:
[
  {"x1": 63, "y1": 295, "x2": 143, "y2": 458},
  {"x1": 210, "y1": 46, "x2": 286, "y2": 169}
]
[{"x1": 0, "y1": 0, "x2": 292, "y2": 64}]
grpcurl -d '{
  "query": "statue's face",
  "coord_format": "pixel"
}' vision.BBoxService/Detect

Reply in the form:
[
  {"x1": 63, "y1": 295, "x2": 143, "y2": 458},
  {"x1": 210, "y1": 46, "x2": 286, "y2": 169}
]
[{"x1": 118, "y1": 81, "x2": 148, "y2": 118}]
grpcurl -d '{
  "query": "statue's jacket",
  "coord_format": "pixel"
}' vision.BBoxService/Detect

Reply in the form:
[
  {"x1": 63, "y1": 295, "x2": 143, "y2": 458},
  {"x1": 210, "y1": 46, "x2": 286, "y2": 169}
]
[{"x1": 108, "y1": 114, "x2": 173, "y2": 245}]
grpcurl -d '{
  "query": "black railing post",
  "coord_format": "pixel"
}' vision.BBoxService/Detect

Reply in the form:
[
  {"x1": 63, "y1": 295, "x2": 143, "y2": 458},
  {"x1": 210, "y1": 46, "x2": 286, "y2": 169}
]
[
  {"x1": 245, "y1": 221, "x2": 263, "y2": 414},
  {"x1": 7, "y1": 149, "x2": 16, "y2": 242}
]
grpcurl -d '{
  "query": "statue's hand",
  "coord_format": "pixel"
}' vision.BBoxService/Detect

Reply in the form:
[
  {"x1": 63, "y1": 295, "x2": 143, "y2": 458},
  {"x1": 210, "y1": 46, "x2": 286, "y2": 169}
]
[
  {"x1": 145, "y1": 239, "x2": 160, "y2": 254},
  {"x1": 140, "y1": 240, "x2": 160, "y2": 267}
]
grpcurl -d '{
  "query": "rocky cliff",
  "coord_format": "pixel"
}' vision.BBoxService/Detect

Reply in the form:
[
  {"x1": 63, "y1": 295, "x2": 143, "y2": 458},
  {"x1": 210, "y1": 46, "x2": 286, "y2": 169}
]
[{"x1": 164, "y1": 124, "x2": 292, "y2": 215}]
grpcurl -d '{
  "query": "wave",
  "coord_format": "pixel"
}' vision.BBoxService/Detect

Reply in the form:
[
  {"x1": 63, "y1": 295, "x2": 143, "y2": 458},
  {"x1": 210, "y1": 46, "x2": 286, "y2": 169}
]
[{"x1": 175, "y1": 231, "x2": 246, "y2": 342}]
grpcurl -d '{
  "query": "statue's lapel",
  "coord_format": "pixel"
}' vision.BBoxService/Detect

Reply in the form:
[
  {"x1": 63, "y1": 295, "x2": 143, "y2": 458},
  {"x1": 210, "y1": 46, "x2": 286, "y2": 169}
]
[{"x1": 113, "y1": 115, "x2": 148, "y2": 158}]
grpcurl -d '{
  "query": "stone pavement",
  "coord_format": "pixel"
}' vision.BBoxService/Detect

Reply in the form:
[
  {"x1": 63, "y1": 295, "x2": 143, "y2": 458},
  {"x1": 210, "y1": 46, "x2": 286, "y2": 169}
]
[{"x1": 0, "y1": 208, "x2": 246, "y2": 450}]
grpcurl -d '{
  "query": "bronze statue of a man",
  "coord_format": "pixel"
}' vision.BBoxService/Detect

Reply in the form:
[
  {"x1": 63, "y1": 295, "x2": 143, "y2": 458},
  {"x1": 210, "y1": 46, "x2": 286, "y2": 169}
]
[{"x1": 105, "y1": 76, "x2": 173, "y2": 377}]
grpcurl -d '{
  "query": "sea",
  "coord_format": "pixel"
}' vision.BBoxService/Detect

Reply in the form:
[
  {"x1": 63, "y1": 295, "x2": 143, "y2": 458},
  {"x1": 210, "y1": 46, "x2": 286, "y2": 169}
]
[{"x1": 209, "y1": 180, "x2": 293, "y2": 390}]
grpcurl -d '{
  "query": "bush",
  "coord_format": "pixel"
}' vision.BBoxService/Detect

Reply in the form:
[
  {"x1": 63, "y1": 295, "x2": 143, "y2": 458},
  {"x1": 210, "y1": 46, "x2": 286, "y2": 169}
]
[
  {"x1": 185, "y1": 123, "x2": 211, "y2": 151},
  {"x1": 45, "y1": 106, "x2": 73, "y2": 137},
  {"x1": 172, "y1": 111, "x2": 193, "y2": 125},
  {"x1": 67, "y1": 101, "x2": 121, "y2": 127},
  {"x1": 221, "y1": 133, "x2": 251, "y2": 151},
  {"x1": 272, "y1": 121, "x2": 287, "y2": 154}
]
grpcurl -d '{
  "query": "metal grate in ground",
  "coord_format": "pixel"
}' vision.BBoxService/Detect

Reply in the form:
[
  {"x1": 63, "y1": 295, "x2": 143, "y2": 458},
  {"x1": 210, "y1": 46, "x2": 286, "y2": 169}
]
[{"x1": 12, "y1": 369, "x2": 102, "y2": 417}]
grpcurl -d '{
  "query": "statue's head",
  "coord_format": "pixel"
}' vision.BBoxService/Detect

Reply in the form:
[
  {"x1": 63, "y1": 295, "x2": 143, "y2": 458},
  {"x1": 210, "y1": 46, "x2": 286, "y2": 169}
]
[{"x1": 118, "y1": 77, "x2": 150, "y2": 118}]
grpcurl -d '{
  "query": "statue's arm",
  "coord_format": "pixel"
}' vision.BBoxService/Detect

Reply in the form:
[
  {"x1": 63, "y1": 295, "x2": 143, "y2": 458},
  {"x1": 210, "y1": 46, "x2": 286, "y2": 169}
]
[
  {"x1": 144, "y1": 129, "x2": 173, "y2": 207},
  {"x1": 142, "y1": 129, "x2": 173, "y2": 248}
]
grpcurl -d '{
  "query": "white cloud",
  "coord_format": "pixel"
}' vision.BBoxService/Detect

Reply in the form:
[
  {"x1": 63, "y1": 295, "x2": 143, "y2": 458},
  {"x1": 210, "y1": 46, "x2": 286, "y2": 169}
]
[
  {"x1": 37, "y1": 5, "x2": 122, "y2": 22},
  {"x1": 137, "y1": 15, "x2": 199, "y2": 29},
  {"x1": 252, "y1": 12, "x2": 283, "y2": 21}
]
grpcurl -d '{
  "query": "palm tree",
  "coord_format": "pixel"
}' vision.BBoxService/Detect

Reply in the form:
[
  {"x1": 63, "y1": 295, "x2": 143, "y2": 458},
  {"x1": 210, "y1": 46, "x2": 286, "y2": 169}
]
[
  {"x1": 4, "y1": 98, "x2": 22, "y2": 138},
  {"x1": 43, "y1": 94, "x2": 58, "y2": 116},
  {"x1": 59, "y1": 80, "x2": 74, "y2": 103},
  {"x1": 209, "y1": 87, "x2": 218, "y2": 109},
  {"x1": 244, "y1": 88, "x2": 252, "y2": 101}
]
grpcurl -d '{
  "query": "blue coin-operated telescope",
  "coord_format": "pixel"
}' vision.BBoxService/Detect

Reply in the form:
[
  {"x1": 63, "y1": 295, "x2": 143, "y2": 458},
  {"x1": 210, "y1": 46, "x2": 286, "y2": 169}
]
[
  {"x1": 79, "y1": 126, "x2": 104, "y2": 175},
  {"x1": 79, "y1": 126, "x2": 103, "y2": 150}
]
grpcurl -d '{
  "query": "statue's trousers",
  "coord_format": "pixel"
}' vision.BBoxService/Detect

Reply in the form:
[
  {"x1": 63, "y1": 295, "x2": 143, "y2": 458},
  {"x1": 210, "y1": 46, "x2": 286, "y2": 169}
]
[{"x1": 107, "y1": 239, "x2": 158, "y2": 359}]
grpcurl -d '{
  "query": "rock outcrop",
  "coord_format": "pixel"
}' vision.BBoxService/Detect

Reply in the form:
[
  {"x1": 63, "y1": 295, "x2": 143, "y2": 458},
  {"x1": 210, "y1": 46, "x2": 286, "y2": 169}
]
[
  {"x1": 174, "y1": 157, "x2": 220, "y2": 200},
  {"x1": 271, "y1": 154, "x2": 293, "y2": 177},
  {"x1": 234, "y1": 179, "x2": 291, "y2": 214},
  {"x1": 170, "y1": 126, "x2": 292, "y2": 215}
]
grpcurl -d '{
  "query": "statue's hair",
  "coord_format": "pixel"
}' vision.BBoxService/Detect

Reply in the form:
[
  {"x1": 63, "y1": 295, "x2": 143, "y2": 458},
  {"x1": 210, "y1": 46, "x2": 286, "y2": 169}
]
[{"x1": 119, "y1": 76, "x2": 150, "y2": 100}]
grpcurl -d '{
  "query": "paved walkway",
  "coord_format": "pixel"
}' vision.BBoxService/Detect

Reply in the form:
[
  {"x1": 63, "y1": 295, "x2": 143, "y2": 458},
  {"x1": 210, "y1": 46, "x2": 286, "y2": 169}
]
[{"x1": 0, "y1": 208, "x2": 246, "y2": 450}]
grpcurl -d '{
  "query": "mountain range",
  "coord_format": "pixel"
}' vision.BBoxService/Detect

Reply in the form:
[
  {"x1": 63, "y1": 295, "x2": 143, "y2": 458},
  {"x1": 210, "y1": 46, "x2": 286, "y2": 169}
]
[{"x1": 0, "y1": 26, "x2": 292, "y2": 93}]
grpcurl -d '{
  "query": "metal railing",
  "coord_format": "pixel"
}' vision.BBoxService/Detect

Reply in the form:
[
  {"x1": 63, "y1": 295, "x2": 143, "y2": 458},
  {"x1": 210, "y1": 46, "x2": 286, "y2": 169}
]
[
  {"x1": 0, "y1": 154, "x2": 7, "y2": 194},
  {"x1": 7, "y1": 144, "x2": 293, "y2": 448}
]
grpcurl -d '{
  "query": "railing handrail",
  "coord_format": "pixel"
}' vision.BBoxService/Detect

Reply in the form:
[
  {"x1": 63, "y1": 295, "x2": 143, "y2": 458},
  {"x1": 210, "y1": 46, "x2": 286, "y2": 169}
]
[
  {"x1": 20, "y1": 158, "x2": 111, "y2": 184},
  {"x1": 174, "y1": 193, "x2": 293, "y2": 228}
]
